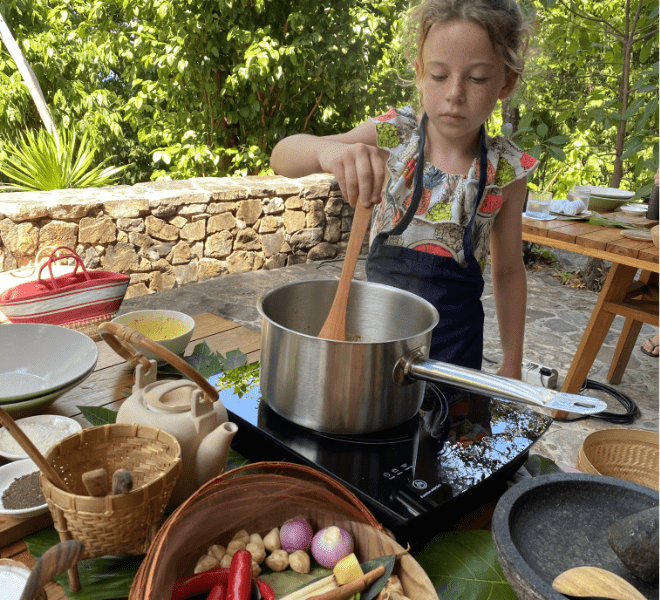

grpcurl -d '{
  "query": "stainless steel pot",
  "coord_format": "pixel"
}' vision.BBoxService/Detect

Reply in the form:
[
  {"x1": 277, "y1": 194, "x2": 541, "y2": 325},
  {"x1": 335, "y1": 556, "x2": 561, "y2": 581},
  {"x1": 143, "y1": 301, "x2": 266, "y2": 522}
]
[{"x1": 257, "y1": 279, "x2": 606, "y2": 434}]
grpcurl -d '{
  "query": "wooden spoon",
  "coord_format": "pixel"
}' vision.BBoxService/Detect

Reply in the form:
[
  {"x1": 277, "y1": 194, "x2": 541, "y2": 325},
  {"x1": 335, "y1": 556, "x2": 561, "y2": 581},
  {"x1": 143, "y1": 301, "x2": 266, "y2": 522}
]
[
  {"x1": 0, "y1": 406, "x2": 70, "y2": 492},
  {"x1": 318, "y1": 202, "x2": 373, "y2": 341},
  {"x1": 19, "y1": 540, "x2": 84, "y2": 600},
  {"x1": 552, "y1": 566, "x2": 646, "y2": 600}
]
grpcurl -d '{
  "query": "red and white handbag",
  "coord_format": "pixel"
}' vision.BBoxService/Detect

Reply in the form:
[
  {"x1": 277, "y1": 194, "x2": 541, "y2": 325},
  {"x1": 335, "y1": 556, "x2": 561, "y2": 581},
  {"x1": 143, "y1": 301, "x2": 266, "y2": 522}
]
[{"x1": 0, "y1": 246, "x2": 130, "y2": 337}]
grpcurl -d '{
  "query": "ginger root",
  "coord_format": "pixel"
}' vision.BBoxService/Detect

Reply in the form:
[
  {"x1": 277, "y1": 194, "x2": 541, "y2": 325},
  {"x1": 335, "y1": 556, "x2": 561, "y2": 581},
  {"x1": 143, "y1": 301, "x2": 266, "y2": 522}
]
[
  {"x1": 289, "y1": 550, "x2": 311, "y2": 574},
  {"x1": 265, "y1": 549, "x2": 289, "y2": 572},
  {"x1": 194, "y1": 554, "x2": 219, "y2": 574},
  {"x1": 263, "y1": 527, "x2": 281, "y2": 553},
  {"x1": 376, "y1": 575, "x2": 410, "y2": 600}
]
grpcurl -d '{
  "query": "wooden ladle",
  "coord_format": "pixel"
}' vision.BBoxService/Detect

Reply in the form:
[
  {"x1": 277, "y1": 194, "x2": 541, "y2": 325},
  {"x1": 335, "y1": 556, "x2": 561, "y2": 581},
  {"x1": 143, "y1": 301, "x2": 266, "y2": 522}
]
[
  {"x1": 19, "y1": 540, "x2": 84, "y2": 600},
  {"x1": 552, "y1": 566, "x2": 645, "y2": 600},
  {"x1": 318, "y1": 202, "x2": 373, "y2": 341},
  {"x1": 0, "y1": 406, "x2": 70, "y2": 492}
]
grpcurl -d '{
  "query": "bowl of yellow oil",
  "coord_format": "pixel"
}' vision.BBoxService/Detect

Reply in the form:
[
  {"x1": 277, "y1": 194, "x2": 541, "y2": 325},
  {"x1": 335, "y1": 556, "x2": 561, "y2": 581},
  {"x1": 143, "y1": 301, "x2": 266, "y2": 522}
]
[{"x1": 111, "y1": 309, "x2": 195, "y2": 364}]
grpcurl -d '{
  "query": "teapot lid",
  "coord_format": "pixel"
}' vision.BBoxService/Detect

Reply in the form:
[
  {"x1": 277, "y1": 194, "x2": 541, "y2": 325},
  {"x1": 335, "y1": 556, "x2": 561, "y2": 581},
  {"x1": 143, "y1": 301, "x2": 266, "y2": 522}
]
[{"x1": 143, "y1": 380, "x2": 198, "y2": 413}]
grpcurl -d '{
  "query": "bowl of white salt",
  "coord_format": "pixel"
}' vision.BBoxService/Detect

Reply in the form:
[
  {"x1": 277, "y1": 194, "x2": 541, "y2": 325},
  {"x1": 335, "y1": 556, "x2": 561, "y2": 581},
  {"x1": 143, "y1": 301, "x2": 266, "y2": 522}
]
[{"x1": 0, "y1": 415, "x2": 81, "y2": 461}]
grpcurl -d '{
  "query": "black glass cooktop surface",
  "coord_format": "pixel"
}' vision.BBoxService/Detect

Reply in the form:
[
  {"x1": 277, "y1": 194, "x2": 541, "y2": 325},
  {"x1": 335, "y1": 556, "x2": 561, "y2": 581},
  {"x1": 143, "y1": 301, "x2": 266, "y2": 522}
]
[{"x1": 209, "y1": 371, "x2": 552, "y2": 547}]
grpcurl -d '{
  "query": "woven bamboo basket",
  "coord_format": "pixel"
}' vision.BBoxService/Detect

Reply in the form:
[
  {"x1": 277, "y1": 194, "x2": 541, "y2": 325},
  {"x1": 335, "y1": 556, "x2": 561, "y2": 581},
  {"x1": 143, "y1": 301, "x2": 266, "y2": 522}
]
[
  {"x1": 576, "y1": 428, "x2": 659, "y2": 491},
  {"x1": 130, "y1": 461, "x2": 438, "y2": 600},
  {"x1": 40, "y1": 423, "x2": 182, "y2": 588}
]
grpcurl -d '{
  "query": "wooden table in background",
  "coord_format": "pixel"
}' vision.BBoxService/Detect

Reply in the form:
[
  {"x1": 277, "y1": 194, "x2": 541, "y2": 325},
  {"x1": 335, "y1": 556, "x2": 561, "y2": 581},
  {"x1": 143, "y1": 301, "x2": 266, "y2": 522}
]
[
  {"x1": 0, "y1": 313, "x2": 261, "y2": 600},
  {"x1": 522, "y1": 212, "x2": 659, "y2": 418}
]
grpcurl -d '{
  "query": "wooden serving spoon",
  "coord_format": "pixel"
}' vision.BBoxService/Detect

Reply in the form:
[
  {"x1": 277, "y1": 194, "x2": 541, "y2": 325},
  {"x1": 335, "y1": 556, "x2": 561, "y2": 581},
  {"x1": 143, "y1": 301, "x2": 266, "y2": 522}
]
[
  {"x1": 19, "y1": 540, "x2": 84, "y2": 600},
  {"x1": 552, "y1": 566, "x2": 646, "y2": 600},
  {"x1": 0, "y1": 406, "x2": 70, "y2": 492},
  {"x1": 318, "y1": 202, "x2": 373, "y2": 341}
]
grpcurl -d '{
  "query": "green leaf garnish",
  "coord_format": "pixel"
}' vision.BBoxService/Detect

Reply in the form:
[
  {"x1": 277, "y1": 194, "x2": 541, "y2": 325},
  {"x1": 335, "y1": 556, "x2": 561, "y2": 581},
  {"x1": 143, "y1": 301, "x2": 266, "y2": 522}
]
[
  {"x1": 415, "y1": 530, "x2": 517, "y2": 599},
  {"x1": 77, "y1": 405, "x2": 118, "y2": 426},
  {"x1": 360, "y1": 554, "x2": 396, "y2": 600},
  {"x1": 588, "y1": 214, "x2": 648, "y2": 230}
]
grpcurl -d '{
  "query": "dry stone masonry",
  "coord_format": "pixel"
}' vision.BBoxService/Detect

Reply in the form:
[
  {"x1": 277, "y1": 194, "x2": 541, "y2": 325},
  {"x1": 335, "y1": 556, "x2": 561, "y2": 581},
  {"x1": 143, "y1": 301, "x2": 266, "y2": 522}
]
[{"x1": 0, "y1": 175, "x2": 357, "y2": 299}]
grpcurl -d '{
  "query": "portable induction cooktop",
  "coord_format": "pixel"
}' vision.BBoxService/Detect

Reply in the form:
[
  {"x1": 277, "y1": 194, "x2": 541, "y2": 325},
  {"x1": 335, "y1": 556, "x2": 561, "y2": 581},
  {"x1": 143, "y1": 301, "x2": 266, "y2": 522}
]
[{"x1": 209, "y1": 370, "x2": 552, "y2": 549}]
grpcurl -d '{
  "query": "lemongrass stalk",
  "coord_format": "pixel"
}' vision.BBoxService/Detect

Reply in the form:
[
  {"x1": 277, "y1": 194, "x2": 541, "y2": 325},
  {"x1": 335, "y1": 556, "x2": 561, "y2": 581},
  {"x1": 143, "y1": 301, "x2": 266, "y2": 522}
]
[{"x1": 279, "y1": 574, "x2": 337, "y2": 600}]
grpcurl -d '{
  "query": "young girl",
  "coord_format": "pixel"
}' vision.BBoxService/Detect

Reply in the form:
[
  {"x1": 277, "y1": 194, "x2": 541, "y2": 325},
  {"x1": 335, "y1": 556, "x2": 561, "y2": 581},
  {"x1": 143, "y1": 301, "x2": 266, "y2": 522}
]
[{"x1": 270, "y1": 0, "x2": 538, "y2": 381}]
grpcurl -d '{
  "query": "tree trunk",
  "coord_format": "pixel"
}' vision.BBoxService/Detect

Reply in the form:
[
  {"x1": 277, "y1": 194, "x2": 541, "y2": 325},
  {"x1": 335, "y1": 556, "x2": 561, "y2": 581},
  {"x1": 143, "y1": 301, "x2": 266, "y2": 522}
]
[
  {"x1": 501, "y1": 97, "x2": 520, "y2": 132},
  {"x1": 0, "y1": 12, "x2": 56, "y2": 135}
]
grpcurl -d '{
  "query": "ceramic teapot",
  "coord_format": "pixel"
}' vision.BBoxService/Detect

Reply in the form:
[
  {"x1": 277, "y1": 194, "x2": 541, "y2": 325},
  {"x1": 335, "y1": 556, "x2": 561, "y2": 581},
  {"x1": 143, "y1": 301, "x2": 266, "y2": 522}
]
[{"x1": 98, "y1": 321, "x2": 238, "y2": 507}]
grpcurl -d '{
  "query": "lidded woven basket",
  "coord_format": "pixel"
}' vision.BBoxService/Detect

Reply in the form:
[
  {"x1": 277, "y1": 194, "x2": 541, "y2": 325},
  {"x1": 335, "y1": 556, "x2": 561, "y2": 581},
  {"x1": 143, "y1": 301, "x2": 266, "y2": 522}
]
[
  {"x1": 130, "y1": 461, "x2": 438, "y2": 600},
  {"x1": 40, "y1": 423, "x2": 182, "y2": 561},
  {"x1": 576, "y1": 428, "x2": 659, "y2": 491}
]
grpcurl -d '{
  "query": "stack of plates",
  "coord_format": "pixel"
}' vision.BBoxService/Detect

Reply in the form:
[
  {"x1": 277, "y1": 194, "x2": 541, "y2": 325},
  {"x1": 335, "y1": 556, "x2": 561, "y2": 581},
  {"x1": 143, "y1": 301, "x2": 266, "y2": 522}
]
[
  {"x1": 576, "y1": 185, "x2": 635, "y2": 211},
  {"x1": 0, "y1": 324, "x2": 98, "y2": 418}
]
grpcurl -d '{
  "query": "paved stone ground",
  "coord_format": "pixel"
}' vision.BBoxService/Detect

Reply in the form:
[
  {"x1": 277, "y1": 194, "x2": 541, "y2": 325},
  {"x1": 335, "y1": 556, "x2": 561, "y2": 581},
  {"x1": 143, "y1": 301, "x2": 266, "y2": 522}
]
[{"x1": 118, "y1": 254, "x2": 659, "y2": 470}]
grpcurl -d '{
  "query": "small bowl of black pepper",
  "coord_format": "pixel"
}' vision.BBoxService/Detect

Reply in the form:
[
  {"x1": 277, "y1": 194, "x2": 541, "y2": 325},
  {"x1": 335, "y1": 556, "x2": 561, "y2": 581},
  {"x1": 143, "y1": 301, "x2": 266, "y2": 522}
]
[{"x1": 0, "y1": 459, "x2": 48, "y2": 518}]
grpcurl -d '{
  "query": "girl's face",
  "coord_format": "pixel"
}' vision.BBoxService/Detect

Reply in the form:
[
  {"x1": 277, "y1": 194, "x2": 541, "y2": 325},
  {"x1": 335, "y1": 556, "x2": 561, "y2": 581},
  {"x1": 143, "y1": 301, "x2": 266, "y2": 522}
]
[{"x1": 415, "y1": 19, "x2": 517, "y2": 146}]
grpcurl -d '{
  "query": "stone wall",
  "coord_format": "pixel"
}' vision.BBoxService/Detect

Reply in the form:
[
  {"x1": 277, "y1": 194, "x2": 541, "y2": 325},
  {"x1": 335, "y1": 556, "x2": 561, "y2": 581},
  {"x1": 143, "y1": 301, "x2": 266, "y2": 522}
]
[{"x1": 0, "y1": 174, "x2": 355, "y2": 298}]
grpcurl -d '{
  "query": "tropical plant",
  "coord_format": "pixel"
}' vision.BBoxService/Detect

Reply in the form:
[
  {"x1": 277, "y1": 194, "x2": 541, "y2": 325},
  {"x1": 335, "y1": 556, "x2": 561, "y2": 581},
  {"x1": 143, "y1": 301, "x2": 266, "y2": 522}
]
[{"x1": 0, "y1": 126, "x2": 126, "y2": 191}]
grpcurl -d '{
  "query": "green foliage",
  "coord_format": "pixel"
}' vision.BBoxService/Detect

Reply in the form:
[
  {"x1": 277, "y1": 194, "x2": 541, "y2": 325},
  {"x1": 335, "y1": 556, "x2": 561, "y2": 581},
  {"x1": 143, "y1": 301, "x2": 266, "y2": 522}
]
[
  {"x1": 0, "y1": 0, "x2": 411, "y2": 184},
  {"x1": 509, "y1": 0, "x2": 659, "y2": 197},
  {"x1": 415, "y1": 530, "x2": 518, "y2": 599},
  {"x1": 0, "y1": 0, "x2": 655, "y2": 196},
  {"x1": 0, "y1": 126, "x2": 126, "y2": 190},
  {"x1": 77, "y1": 405, "x2": 118, "y2": 426}
]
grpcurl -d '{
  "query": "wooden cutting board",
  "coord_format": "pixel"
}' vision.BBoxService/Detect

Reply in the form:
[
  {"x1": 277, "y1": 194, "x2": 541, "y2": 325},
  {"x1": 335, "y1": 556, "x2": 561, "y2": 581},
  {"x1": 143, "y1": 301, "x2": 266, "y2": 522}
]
[{"x1": 0, "y1": 510, "x2": 53, "y2": 547}]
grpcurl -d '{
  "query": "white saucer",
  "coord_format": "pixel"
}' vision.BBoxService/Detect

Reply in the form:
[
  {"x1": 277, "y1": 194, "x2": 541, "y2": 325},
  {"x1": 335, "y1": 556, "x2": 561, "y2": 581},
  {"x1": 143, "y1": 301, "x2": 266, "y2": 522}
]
[
  {"x1": 620, "y1": 203, "x2": 648, "y2": 215},
  {"x1": 0, "y1": 459, "x2": 49, "y2": 518},
  {"x1": 523, "y1": 212, "x2": 557, "y2": 221},
  {"x1": 551, "y1": 210, "x2": 593, "y2": 220},
  {"x1": 0, "y1": 415, "x2": 81, "y2": 461}
]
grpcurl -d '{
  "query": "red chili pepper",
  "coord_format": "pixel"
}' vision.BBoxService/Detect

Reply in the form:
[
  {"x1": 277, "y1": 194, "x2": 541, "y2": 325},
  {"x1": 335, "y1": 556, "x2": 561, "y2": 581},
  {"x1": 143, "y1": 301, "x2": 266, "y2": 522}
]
[
  {"x1": 254, "y1": 578, "x2": 276, "y2": 600},
  {"x1": 227, "y1": 550, "x2": 252, "y2": 600},
  {"x1": 171, "y1": 568, "x2": 230, "y2": 600},
  {"x1": 207, "y1": 583, "x2": 227, "y2": 600}
]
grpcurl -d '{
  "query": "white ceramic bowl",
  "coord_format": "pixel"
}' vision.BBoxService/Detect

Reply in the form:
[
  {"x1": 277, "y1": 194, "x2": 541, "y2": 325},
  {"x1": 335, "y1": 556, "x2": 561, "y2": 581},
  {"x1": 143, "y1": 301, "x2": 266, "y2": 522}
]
[
  {"x1": 1, "y1": 366, "x2": 95, "y2": 419},
  {"x1": 620, "y1": 203, "x2": 648, "y2": 215},
  {"x1": 0, "y1": 324, "x2": 99, "y2": 402},
  {"x1": 0, "y1": 459, "x2": 49, "y2": 518},
  {"x1": 111, "y1": 310, "x2": 195, "y2": 364},
  {"x1": 0, "y1": 415, "x2": 82, "y2": 461}
]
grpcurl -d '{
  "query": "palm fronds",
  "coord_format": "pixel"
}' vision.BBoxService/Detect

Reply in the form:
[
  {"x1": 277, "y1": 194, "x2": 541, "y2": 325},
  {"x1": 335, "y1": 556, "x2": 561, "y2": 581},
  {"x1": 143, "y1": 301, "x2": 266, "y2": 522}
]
[{"x1": 0, "y1": 128, "x2": 126, "y2": 191}]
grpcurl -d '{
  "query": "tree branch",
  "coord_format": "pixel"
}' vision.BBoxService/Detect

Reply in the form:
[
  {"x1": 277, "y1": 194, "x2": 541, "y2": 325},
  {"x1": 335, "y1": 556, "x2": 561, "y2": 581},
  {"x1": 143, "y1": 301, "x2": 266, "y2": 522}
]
[
  {"x1": 554, "y1": 0, "x2": 622, "y2": 38},
  {"x1": 0, "y1": 11, "x2": 57, "y2": 135},
  {"x1": 302, "y1": 90, "x2": 324, "y2": 133}
]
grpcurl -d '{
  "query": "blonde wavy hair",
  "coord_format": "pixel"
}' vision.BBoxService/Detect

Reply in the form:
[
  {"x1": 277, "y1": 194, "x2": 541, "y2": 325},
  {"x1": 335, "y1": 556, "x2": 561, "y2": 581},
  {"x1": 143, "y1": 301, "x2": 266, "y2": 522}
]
[{"x1": 401, "y1": 0, "x2": 536, "y2": 93}]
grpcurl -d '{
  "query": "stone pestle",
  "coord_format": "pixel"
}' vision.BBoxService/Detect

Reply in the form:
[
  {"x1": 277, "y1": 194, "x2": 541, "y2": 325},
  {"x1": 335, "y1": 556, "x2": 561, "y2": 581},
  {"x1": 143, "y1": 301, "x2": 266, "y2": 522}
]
[{"x1": 606, "y1": 506, "x2": 659, "y2": 584}]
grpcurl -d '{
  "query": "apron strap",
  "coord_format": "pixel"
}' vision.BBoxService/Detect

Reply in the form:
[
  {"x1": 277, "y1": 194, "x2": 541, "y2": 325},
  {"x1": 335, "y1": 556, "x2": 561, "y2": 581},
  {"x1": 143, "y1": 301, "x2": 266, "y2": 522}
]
[
  {"x1": 385, "y1": 113, "x2": 429, "y2": 237},
  {"x1": 376, "y1": 114, "x2": 488, "y2": 263}
]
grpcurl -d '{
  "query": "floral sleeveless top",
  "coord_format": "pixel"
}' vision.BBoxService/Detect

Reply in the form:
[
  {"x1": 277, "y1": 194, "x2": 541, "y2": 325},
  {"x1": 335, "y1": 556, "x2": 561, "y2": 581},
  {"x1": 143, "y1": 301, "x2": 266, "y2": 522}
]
[{"x1": 370, "y1": 106, "x2": 539, "y2": 271}]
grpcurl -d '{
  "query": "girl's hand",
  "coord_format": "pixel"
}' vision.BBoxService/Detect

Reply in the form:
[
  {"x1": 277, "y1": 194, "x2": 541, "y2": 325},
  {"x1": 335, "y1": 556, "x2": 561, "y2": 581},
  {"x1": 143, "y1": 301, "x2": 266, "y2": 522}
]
[{"x1": 317, "y1": 138, "x2": 389, "y2": 209}]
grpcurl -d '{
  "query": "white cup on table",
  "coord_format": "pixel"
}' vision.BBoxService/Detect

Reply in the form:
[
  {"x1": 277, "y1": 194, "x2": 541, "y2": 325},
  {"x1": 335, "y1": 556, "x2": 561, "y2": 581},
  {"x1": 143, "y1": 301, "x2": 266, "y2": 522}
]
[
  {"x1": 567, "y1": 186, "x2": 591, "y2": 212},
  {"x1": 526, "y1": 191, "x2": 552, "y2": 219}
]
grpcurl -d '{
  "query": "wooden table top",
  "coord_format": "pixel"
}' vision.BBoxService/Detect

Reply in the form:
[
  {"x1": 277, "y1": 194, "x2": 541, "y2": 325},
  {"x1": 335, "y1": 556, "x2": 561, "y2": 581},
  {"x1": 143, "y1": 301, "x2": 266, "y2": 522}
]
[
  {"x1": 0, "y1": 313, "x2": 261, "y2": 599},
  {"x1": 522, "y1": 211, "x2": 659, "y2": 272}
]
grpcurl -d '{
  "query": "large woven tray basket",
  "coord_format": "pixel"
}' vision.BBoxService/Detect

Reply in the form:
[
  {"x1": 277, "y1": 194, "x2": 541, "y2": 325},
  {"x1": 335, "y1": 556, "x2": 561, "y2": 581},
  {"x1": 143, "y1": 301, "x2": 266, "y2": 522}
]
[
  {"x1": 40, "y1": 424, "x2": 182, "y2": 565},
  {"x1": 131, "y1": 461, "x2": 438, "y2": 600},
  {"x1": 576, "y1": 428, "x2": 659, "y2": 491}
]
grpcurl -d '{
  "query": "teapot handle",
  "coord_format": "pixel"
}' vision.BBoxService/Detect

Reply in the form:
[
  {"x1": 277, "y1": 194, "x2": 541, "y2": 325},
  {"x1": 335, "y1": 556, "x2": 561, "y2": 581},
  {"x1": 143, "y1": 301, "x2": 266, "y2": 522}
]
[{"x1": 98, "y1": 321, "x2": 219, "y2": 402}]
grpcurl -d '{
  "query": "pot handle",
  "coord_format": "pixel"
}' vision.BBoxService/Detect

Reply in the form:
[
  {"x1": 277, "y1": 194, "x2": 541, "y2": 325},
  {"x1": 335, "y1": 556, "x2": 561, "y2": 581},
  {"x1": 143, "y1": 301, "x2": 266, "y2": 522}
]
[
  {"x1": 395, "y1": 350, "x2": 607, "y2": 416},
  {"x1": 98, "y1": 321, "x2": 219, "y2": 403}
]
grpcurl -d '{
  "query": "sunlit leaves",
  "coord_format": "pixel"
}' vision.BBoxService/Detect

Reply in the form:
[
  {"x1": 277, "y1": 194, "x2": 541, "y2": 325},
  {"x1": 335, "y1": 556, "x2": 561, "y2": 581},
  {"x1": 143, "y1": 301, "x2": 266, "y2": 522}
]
[{"x1": 0, "y1": 127, "x2": 126, "y2": 191}]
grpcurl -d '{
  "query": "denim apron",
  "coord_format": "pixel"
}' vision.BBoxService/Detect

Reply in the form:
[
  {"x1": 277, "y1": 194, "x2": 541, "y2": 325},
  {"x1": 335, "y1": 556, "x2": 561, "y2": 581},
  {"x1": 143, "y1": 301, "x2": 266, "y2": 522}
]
[{"x1": 366, "y1": 114, "x2": 488, "y2": 370}]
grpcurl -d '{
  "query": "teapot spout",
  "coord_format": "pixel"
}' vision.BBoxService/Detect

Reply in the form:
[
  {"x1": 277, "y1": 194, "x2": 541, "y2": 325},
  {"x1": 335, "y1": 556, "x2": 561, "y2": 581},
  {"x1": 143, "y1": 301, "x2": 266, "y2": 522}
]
[{"x1": 195, "y1": 421, "x2": 238, "y2": 488}]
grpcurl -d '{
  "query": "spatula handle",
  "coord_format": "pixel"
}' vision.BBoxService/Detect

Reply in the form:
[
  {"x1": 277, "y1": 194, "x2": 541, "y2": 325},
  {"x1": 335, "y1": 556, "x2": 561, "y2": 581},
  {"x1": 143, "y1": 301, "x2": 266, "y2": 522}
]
[{"x1": 318, "y1": 202, "x2": 373, "y2": 341}]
